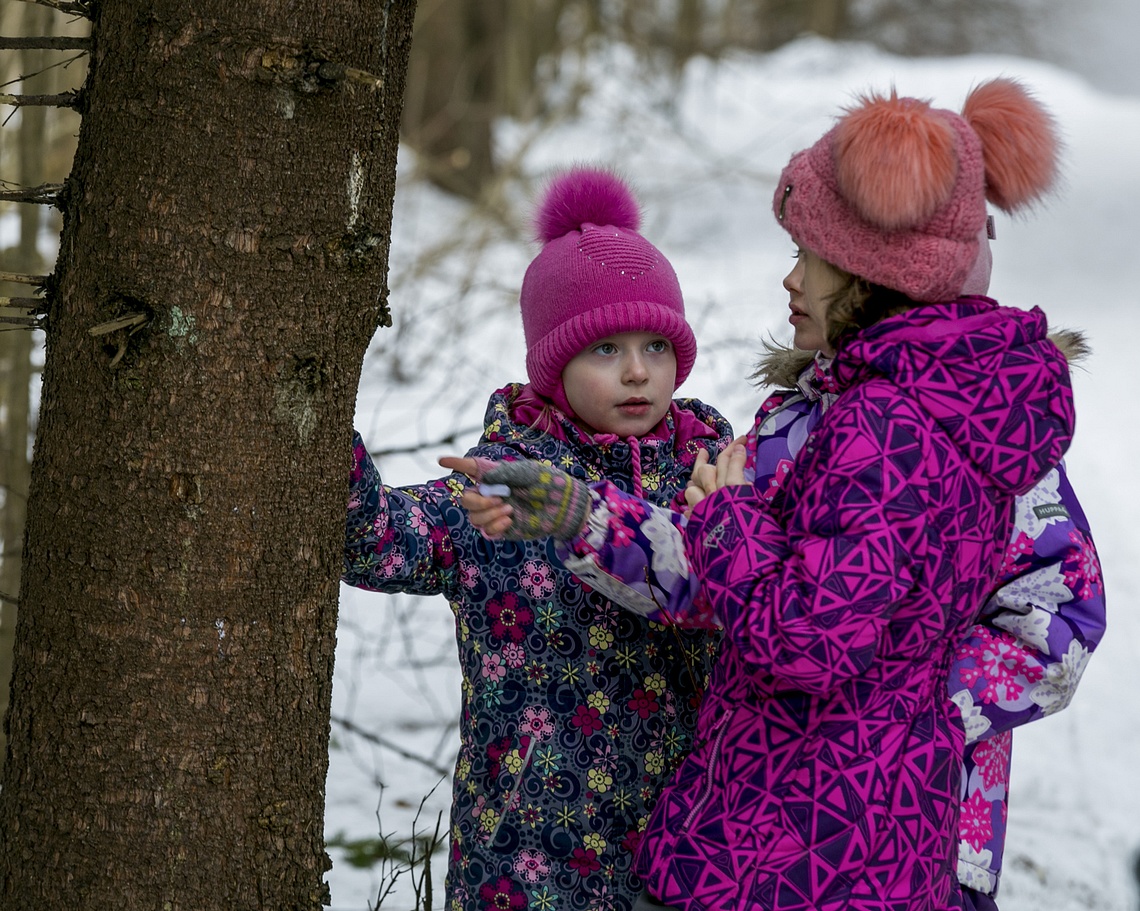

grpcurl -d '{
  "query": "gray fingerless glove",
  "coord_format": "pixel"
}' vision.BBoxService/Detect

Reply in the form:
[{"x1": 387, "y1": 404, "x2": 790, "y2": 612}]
[{"x1": 481, "y1": 460, "x2": 591, "y2": 541}]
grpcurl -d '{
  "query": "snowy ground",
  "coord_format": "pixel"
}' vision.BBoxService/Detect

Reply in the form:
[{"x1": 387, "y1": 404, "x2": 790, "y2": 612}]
[{"x1": 328, "y1": 38, "x2": 1140, "y2": 911}]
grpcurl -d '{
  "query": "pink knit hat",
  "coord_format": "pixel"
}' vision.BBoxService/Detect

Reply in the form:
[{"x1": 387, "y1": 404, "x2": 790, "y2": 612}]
[
  {"x1": 774, "y1": 79, "x2": 1060, "y2": 302},
  {"x1": 520, "y1": 167, "x2": 696, "y2": 405}
]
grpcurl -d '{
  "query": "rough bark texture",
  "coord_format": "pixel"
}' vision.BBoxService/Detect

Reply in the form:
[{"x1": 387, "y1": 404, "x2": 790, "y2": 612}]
[{"x1": 0, "y1": 2, "x2": 416, "y2": 909}]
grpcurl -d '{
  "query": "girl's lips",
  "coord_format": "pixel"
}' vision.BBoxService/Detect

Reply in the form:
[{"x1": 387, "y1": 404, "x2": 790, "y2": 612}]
[{"x1": 617, "y1": 401, "x2": 651, "y2": 414}]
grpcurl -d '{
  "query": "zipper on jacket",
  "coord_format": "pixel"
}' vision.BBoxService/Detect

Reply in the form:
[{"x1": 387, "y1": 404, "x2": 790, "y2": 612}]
[
  {"x1": 682, "y1": 706, "x2": 735, "y2": 832},
  {"x1": 487, "y1": 734, "x2": 538, "y2": 845}
]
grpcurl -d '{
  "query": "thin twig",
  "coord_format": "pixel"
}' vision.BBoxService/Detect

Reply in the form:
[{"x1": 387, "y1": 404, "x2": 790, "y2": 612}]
[
  {"x1": 1, "y1": 297, "x2": 46, "y2": 310},
  {"x1": 0, "y1": 315, "x2": 41, "y2": 327},
  {"x1": 20, "y1": 0, "x2": 94, "y2": 16},
  {"x1": 0, "y1": 271, "x2": 49, "y2": 286},
  {"x1": 343, "y1": 66, "x2": 384, "y2": 91},
  {"x1": 0, "y1": 52, "x2": 88, "y2": 92},
  {"x1": 88, "y1": 313, "x2": 147, "y2": 336},
  {"x1": 0, "y1": 590, "x2": 18, "y2": 607},
  {"x1": 0, "y1": 183, "x2": 64, "y2": 205},
  {"x1": 0, "y1": 36, "x2": 90, "y2": 51},
  {"x1": 0, "y1": 90, "x2": 78, "y2": 108},
  {"x1": 370, "y1": 427, "x2": 481, "y2": 459},
  {"x1": 330, "y1": 715, "x2": 452, "y2": 778}
]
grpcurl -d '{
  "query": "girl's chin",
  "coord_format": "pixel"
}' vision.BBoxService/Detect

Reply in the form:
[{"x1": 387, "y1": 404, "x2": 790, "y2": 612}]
[{"x1": 793, "y1": 329, "x2": 826, "y2": 352}]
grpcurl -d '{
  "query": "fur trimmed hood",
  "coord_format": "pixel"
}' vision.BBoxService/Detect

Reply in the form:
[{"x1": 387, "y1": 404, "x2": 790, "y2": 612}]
[{"x1": 754, "y1": 301, "x2": 1088, "y2": 392}]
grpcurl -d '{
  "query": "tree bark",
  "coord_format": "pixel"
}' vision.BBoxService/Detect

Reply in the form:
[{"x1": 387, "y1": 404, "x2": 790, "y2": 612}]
[{"x1": 0, "y1": 1, "x2": 416, "y2": 909}]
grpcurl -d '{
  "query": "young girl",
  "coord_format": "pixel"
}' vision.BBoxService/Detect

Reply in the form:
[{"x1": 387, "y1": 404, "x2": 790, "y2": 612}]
[
  {"x1": 740, "y1": 239, "x2": 1105, "y2": 911},
  {"x1": 342, "y1": 167, "x2": 732, "y2": 911},
  {"x1": 460, "y1": 80, "x2": 1084, "y2": 910}
]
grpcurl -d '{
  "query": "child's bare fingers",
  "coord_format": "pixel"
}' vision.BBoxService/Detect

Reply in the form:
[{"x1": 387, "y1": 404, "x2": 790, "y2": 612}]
[
  {"x1": 689, "y1": 463, "x2": 717, "y2": 496},
  {"x1": 715, "y1": 440, "x2": 749, "y2": 488},
  {"x1": 461, "y1": 489, "x2": 500, "y2": 510},
  {"x1": 684, "y1": 485, "x2": 707, "y2": 509},
  {"x1": 439, "y1": 455, "x2": 479, "y2": 479},
  {"x1": 473, "y1": 504, "x2": 512, "y2": 528},
  {"x1": 475, "y1": 510, "x2": 516, "y2": 540},
  {"x1": 689, "y1": 449, "x2": 710, "y2": 480},
  {"x1": 724, "y1": 443, "x2": 749, "y2": 486}
]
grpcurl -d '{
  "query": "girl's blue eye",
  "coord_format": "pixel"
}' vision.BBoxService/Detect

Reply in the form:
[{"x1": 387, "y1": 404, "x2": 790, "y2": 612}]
[
  {"x1": 647, "y1": 339, "x2": 669, "y2": 353},
  {"x1": 595, "y1": 343, "x2": 618, "y2": 356}
]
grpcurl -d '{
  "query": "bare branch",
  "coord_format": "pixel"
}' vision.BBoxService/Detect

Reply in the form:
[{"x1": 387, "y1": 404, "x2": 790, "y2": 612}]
[
  {"x1": 0, "y1": 36, "x2": 91, "y2": 51},
  {"x1": 330, "y1": 715, "x2": 452, "y2": 778},
  {"x1": 88, "y1": 313, "x2": 148, "y2": 336},
  {"x1": 0, "y1": 591, "x2": 18, "y2": 607},
  {"x1": 0, "y1": 271, "x2": 49, "y2": 286},
  {"x1": 0, "y1": 315, "x2": 42, "y2": 328},
  {"x1": 0, "y1": 89, "x2": 79, "y2": 108},
  {"x1": 0, "y1": 298, "x2": 46, "y2": 311},
  {"x1": 370, "y1": 427, "x2": 481, "y2": 459},
  {"x1": 0, "y1": 52, "x2": 88, "y2": 92},
  {"x1": 17, "y1": 0, "x2": 94, "y2": 16},
  {"x1": 0, "y1": 183, "x2": 64, "y2": 205}
]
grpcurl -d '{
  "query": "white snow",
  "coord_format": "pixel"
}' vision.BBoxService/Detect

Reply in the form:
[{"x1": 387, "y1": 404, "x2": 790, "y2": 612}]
[{"x1": 331, "y1": 37, "x2": 1140, "y2": 911}]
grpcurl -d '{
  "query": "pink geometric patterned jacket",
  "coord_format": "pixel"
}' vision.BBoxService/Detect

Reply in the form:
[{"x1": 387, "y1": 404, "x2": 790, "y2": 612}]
[{"x1": 564, "y1": 299, "x2": 1076, "y2": 910}]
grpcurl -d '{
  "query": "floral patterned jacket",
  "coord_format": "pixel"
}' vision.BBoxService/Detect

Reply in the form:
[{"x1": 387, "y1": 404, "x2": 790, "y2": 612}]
[
  {"x1": 343, "y1": 383, "x2": 732, "y2": 911},
  {"x1": 564, "y1": 349, "x2": 1104, "y2": 899}
]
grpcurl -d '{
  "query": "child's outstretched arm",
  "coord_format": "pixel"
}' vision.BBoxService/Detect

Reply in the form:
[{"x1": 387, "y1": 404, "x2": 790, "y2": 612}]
[
  {"x1": 446, "y1": 441, "x2": 749, "y2": 627},
  {"x1": 343, "y1": 431, "x2": 474, "y2": 598}
]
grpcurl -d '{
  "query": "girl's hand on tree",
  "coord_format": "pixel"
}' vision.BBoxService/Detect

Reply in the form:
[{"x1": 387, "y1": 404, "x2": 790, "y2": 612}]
[{"x1": 684, "y1": 437, "x2": 749, "y2": 509}]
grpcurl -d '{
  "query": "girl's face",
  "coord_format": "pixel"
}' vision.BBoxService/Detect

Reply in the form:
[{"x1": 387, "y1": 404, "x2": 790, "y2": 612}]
[
  {"x1": 561, "y1": 331, "x2": 677, "y2": 438},
  {"x1": 783, "y1": 247, "x2": 846, "y2": 357}
]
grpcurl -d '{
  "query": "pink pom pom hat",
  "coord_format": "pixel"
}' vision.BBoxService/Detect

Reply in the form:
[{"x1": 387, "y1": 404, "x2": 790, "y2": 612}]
[
  {"x1": 774, "y1": 78, "x2": 1060, "y2": 302},
  {"x1": 520, "y1": 167, "x2": 697, "y2": 405}
]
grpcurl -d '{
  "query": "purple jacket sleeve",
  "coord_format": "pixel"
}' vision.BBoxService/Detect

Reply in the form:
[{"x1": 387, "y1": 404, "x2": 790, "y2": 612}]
[
  {"x1": 558, "y1": 484, "x2": 711, "y2": 625},
  {"x1": 949, "y1": 462, "x2": 1106, "y2": 742}
]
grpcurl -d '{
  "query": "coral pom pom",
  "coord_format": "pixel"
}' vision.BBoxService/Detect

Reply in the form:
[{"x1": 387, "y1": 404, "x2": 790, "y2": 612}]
[
  {"x1": 962, "y1": 78, "x2": 1059, "y2": 213},
  {"x1": 833, "y1": 91, "x2": 959, "y2": 230},
  {"x1": 534, "y1": 167, "x2": 640, "y2": 243}
]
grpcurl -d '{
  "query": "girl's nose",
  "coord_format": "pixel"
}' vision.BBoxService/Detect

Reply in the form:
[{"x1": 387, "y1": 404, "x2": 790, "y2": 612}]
[
  {"x1": 624, "y1": 352, "x2": 649, "y2": 382},
  {"x1": 783, "y1": 258, "x2": 804, "y2": 294}
]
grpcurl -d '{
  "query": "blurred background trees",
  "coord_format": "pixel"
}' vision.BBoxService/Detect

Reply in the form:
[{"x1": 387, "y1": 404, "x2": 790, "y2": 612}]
[
  {"x1": 0, "y1": 0, "x2": 87, "y2": 771},
  {"x1": 396, "y1": 0, "x2": 1069, "y2": 201}
]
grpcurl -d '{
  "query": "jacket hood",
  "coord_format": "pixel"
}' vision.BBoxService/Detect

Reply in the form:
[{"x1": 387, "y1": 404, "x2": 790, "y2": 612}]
[{"x1": 832, "y1": 296, "x2": 1075, "y2": 495}]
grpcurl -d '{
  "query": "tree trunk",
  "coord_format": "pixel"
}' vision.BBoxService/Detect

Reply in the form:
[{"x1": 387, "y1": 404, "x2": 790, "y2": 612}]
[
  {"x1": 0, "y1": 1, "x2": 416, "y2": 908},
  {"x1": 807, "y1": 0, "x2": 849, "y2": 39},
  {"x1": 401, "y1": 0, "x2": 500, "y2": 198}
]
